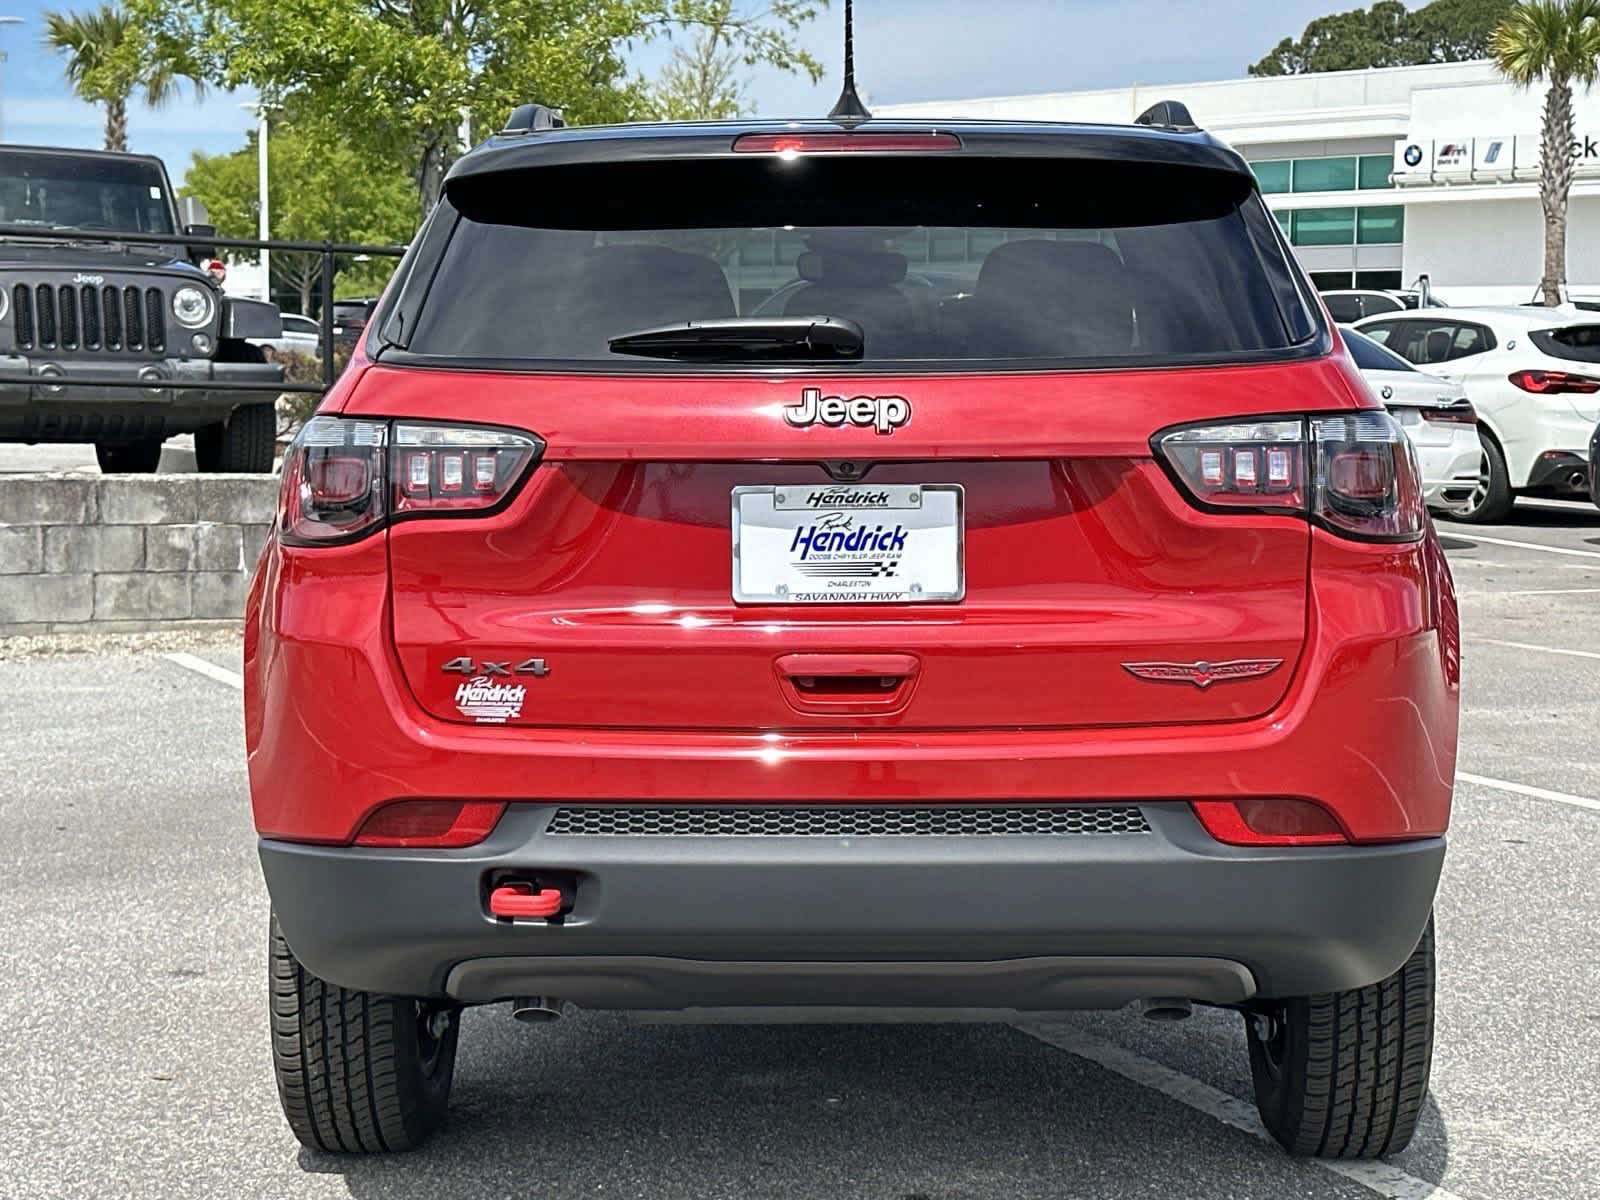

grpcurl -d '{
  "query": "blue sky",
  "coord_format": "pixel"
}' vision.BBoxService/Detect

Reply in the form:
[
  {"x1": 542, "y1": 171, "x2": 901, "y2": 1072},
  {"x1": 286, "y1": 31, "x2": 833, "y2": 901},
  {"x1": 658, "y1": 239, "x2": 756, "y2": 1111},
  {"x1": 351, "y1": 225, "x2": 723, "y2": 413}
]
[{"x1": 1, "y1": 0, "x2": 1382, "y2": 184}]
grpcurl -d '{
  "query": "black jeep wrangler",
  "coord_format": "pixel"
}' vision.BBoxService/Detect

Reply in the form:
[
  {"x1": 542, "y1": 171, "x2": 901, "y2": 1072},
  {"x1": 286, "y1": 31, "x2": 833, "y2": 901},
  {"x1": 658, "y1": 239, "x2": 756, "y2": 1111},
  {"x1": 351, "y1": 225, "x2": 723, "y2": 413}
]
[{"x1": 0, "y1": 145, "x2": 284, "y2": 472}]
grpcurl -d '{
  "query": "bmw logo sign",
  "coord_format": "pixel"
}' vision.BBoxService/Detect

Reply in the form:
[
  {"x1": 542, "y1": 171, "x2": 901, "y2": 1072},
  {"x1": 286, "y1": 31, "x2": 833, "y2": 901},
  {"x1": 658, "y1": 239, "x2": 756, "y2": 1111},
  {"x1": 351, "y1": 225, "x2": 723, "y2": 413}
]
[{"x1": 1403, "y1": 144, "x2": 1424, "y2": 167}]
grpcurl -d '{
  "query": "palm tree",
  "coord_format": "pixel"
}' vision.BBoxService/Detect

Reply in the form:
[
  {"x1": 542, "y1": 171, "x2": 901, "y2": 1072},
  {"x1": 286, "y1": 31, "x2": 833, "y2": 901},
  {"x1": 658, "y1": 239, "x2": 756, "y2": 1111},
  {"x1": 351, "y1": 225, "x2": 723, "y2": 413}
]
[
  {"x1": 43, "y1": 5, "x2": 202, "y2": 153},
  {"x1": 1492, "y1": 0, "x2": 1600, "y2": 306}
]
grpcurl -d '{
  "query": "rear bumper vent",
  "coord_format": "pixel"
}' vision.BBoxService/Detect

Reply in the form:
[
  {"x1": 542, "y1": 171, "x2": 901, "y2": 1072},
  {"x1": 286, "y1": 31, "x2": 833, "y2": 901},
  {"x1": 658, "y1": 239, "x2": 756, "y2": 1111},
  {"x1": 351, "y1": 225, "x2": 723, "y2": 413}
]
[{"x1": 544, "y1": 804, "x2": 1151, "y2": 837}]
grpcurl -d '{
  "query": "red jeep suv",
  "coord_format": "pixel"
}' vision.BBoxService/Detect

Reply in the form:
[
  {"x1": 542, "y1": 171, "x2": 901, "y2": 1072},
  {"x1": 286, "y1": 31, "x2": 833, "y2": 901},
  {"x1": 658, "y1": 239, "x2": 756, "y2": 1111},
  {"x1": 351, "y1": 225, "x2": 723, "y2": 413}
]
[{"x1": 245, "y1": 106, "x2": 1457, "y2": 1159}]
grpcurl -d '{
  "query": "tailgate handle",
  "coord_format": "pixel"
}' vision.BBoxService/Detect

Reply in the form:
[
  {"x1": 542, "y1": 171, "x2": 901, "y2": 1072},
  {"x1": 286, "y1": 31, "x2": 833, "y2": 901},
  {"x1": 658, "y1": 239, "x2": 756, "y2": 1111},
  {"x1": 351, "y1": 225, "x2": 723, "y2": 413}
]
[{"x1": 774, "y1": 653, "x2": 921, "y2": 713}]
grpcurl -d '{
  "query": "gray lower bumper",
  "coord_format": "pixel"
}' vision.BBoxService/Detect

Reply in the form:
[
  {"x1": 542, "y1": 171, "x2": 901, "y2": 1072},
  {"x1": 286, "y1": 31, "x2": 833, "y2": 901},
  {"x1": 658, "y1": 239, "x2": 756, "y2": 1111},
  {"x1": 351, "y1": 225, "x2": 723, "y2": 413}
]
[
  {"x1": 260, "y1": 804, "x2": 1444, "y2": 1010},
  {"x1": 0, "y1": 354, "x2": 282, "y2": 440}
]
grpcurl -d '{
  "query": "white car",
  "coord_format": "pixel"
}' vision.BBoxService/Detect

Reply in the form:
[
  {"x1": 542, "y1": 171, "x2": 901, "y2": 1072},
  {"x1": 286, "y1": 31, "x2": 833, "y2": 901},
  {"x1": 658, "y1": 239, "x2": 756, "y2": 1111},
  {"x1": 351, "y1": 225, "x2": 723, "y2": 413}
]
[
  {"x1": 253, "y1": 312, "x2": 323, "y2": 358},
  {"x1": 1354, "y1": 306, "x2": 1600, "y2": 522},
  {"x1": 1322, "y1": 289, "x2": 1446, "y2": 323},
  {"x1": 1342, "y1": 327, "x2": 1482, "y2": 515}
]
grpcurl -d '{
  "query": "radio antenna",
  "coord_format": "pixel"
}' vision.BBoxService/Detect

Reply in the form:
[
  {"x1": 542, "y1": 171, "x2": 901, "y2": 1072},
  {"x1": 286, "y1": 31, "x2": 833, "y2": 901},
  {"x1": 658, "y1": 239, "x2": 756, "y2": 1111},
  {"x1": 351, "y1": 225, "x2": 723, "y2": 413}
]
[{"x1": 828, "y1": 0, "x2": 872, "y2": 122}]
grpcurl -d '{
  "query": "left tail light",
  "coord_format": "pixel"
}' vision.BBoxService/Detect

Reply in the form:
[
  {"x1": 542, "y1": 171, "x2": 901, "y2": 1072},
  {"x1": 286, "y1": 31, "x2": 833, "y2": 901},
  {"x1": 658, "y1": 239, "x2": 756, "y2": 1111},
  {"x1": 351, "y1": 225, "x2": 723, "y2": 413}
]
[
  {"x1": 279, "y1": 415, "x2": 543, "y2": 546},
  {"x1": 1154, "y1": 410, "x2": 1425, "y2": 543}
]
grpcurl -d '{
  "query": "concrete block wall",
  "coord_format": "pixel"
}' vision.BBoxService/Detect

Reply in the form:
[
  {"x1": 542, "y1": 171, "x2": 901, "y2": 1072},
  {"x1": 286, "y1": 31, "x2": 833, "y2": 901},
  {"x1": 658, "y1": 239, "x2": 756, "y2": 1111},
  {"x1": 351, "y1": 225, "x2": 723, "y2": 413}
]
[{"x1": 0, "y1": 474, "x2": 277, "y2": 635}]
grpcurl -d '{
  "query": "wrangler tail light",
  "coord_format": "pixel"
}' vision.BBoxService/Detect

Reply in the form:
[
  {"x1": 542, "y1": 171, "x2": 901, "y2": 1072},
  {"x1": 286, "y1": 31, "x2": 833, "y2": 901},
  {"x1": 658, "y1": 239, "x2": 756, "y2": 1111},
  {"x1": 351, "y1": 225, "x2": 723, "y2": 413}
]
[
  {"x1": 1508, "y1": 368, "x2": 1600, "y2": 394},
  {"x1": 353, "y1": 800, "x2": 507, "y2": 848},
  {"x1": 1191, "y1": 798, "x2": 1348, "y2": 846},
  {"x1": 1154, "y1": 411, "x2": 1424, "y2": 543},
  {"x1": 279, "y1": 416, "x2": 543, "y2": 545}
]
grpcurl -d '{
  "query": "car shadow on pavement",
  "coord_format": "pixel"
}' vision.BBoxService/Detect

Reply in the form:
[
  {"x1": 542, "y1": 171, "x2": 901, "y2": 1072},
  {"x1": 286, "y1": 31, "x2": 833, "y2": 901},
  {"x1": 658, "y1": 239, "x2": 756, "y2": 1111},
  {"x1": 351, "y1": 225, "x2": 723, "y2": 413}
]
[{"x1": 297, "y1": 1013, "x2": 1452, "y2": 1199}]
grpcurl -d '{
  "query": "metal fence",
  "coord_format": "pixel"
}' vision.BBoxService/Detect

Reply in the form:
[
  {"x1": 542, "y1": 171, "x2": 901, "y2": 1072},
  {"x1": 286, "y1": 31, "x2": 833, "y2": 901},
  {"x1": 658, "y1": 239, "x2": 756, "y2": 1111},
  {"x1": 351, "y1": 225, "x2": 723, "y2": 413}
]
[{"x1": 0, "y1": 226, "x2": 408, "y2": 395}]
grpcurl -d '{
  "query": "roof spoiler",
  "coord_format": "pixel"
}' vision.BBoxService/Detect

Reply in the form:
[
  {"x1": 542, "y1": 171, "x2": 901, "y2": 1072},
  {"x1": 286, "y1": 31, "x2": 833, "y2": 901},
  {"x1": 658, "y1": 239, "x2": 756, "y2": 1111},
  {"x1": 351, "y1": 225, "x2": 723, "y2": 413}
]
[
  {"x1": 1134, "y1": 100, "x2": 1199, "y2": 132},
  {"x1": 501, "y1": 104, "x2": 567, "y2": 135}
]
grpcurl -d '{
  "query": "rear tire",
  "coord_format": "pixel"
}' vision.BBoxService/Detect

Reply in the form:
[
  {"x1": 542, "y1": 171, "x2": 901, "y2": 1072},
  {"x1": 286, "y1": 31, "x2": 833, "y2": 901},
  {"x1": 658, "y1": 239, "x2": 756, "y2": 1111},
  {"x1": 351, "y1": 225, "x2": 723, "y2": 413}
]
[
  {"x1": 1246, "y1": 917, "x2": 1435, "y2": 1159},
  {"x1": 94, "y1": 438, "x2": 164, "y2": 473},
  {"x1": 1443, "y1": 432, "x2": 1514, "y2": 524},
  {"x1": 269, "y1": 914, "x2": 460, "y2": 1153},
  {"x1": 195, "y1": 402, "x2": 276, "y2": 473}
]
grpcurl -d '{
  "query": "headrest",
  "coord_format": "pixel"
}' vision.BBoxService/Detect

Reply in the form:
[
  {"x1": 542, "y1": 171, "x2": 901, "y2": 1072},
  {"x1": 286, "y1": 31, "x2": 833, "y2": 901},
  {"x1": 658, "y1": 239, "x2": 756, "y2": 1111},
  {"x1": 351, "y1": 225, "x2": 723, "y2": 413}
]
[
  {"x1": 796, "y1": 251, "x2": 908, "y2": 288},
  {"x1": 976, "y1": 239, "x2": 1128, "y2": 301}
]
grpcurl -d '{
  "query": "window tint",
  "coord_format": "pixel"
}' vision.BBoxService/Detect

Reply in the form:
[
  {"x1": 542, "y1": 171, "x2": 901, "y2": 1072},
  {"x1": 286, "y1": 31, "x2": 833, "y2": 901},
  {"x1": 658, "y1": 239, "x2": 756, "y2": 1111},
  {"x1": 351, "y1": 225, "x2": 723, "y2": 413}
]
[
  {"x1": 1529, "y1": 325, "x2": 1600, "y2": 363},
  {"x1": 1342, "y1": 327, "x2": 1415, "y2": 372},
  {"x1": 1293, "y1": 157, "x2": 1357, "y2": 192},
  {"x1": 1323, "y1": 293, "x2": 1364, "y2": 323},
  {"x1": 0, "y1": 149, "x2": 174, "y2": 235},
  {"x1": 282, "y1": 315, "x2": 319, "y2": 335},
  {"x1": 1378, "y1": 320, "x2": 1494, "y2": 365},
  {"x1": 1358, "y1": 155, "x2": 1393, "y2": 189},
  {"x1": 1254, "y1": 161, "x2": 1291, "y2": 194},
  {"x1": 408, "y1": 168, "x2": 1310, "y2": 367},
  {"x1": 1293, "y1": 208, "x2": 1356, "y2": 246},
  {"x1": 1359, "y1": 320, "x2": 1399, "y2": 348}
]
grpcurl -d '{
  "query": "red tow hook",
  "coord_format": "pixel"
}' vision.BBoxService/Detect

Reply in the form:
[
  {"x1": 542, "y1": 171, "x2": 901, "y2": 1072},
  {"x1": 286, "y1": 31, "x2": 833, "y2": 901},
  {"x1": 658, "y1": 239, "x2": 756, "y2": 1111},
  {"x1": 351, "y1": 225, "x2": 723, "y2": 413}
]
[{"x1": 489, "y1": 884, "x2": 564, "y2": 919}]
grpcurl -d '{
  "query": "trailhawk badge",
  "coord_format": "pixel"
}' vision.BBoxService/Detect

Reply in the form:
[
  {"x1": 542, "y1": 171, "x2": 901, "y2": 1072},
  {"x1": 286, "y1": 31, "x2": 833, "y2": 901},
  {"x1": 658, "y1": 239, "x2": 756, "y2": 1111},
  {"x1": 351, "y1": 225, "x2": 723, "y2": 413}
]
[
  {"x1": 783, "y1": 387, "x2": 909, "y2": 434},
  {"x1": 1121, "y1": 659, "x2": 1284, "y2": 688}
]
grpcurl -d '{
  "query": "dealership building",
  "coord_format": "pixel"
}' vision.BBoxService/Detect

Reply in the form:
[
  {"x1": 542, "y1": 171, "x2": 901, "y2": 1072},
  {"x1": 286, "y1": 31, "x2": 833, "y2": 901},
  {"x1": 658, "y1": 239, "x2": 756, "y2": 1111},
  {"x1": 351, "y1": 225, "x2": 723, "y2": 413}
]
[{"x1": 878, "y1": 60, "x2": 1600, "y2": 305}]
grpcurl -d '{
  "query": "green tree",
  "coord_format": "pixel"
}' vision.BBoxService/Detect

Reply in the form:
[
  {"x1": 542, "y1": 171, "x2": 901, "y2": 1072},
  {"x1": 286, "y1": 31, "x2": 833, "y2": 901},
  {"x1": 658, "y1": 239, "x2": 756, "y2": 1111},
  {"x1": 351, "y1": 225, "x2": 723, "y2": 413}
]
[
  {"x1": 43, "y1": 4, "x2": 205, "y2": 151},
  {"x1": 1250, "y1": 0, "x2": 1515, "y2": 75},
  {"x1": 649, "y1": 0, "x2": 751, "y2": 119},
  {"x1": 183, "y1": 127, "x2": 416, "y2": 313},
  {"x1": 1492, "y1": 0, "x2": 1600, "y2": 305},
  {"x1": 129, "y1": 0, "x2": 826, "y2": 215}
]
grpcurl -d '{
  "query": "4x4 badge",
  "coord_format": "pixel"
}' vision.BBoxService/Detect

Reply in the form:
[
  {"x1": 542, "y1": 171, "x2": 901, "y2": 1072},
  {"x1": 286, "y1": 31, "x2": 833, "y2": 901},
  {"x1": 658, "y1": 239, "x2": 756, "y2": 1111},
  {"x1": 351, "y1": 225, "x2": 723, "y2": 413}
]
[
  {"x1": 441, "y1": 656, "x2": 550, "y2": 678},
  {"x1": 1121, "y1": 659, "x2": 1283, "y2": 688},
  {"x1": 783, "y1": 387, "x2": 909, "y2": 435}
]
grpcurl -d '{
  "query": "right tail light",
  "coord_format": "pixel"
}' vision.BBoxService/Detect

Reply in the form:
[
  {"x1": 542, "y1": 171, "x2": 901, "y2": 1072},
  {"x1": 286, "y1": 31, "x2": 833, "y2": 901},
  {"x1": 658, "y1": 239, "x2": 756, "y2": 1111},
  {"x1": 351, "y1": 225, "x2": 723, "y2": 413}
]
[
  {"x1": 279, "y1": 415, "x2": 543, "y2": 546},
  {"x1": 1154, "y1": 410, "x2": 1424, "y2": 543},
  {"x1": 1508, "y1": 369, "x2": 1600, "y2": 394}
]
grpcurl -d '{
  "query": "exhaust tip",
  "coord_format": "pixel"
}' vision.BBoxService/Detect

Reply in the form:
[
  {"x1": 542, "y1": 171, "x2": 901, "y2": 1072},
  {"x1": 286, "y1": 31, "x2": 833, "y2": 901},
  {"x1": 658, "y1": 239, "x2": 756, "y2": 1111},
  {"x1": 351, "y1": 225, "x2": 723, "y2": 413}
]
[
  {"x1": 1137, "y1": 997, "x2": 1194, "y2": 1022},
  {"x1": 511, "y1": 996, "x2": 565, "y2": 1024}
]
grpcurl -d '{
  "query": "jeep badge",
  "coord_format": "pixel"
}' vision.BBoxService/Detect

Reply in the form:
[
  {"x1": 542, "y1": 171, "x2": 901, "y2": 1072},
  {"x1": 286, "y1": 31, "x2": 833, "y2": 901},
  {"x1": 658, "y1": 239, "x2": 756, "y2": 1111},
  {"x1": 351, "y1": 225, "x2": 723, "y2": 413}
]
[{"x1": 783, "y1": 387, "x2": 910, "y2": 435}]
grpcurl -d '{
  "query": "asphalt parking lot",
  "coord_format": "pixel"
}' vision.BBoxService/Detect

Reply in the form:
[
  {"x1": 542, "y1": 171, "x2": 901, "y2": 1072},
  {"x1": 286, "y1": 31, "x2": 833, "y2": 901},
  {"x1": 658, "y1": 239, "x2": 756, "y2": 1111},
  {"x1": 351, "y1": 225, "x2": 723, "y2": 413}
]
[{"x1": 3, "y1": 500, "x2": 1598, "y2": 1200}]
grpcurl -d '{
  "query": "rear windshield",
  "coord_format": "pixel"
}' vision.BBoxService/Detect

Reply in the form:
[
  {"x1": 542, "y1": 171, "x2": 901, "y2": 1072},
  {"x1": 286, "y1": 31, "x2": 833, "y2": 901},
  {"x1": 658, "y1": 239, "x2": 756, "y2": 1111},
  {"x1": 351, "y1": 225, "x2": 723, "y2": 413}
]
[
  {"x1": 0, "y1": 149, "x2": 175, "y2": 236},
  {"x1": 404, "y1": 156, "x2": 1313, "y2": 368},
  {"x1": 1530, "y1": 325, "x2": 1600, "y2": 363},
  {"x1": 1342, "y1": 327, "x2": 1415, "y2": 372}
]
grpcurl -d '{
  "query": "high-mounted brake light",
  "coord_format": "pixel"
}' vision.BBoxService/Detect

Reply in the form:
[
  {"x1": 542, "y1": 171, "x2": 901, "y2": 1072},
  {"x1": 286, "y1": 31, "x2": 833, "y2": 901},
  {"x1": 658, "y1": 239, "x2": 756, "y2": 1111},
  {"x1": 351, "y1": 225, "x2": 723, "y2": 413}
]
[
  {"x1": 1508, "y1": 368, "x2": 1600, "y2": 395},
  {"x1": 733, "y1": 132, "x2": 961, "y2": 155},
  {"x1": 1154, "y1": 410, "x2": 1424, "y2": 543},
  {"x1": 279, "y1": 416, "x2": 543, "y2": 545}
]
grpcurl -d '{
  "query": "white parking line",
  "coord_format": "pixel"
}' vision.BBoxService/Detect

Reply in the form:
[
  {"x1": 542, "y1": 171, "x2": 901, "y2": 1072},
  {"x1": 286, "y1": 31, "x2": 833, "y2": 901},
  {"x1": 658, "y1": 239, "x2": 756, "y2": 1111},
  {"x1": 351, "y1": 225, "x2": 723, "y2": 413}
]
[
  {"x1": 1018, "y1": 1025, "x2": 1468, "y2": 1200},
  {"x1": 162, "y1": 652, "x2": 244, "y2": 690},
  {"x1": 1464, "y1": 587, "x2": 1600, "y2": 597},
  {"x1": 1472, "y1": 637, "x2": 1600, "y2": 662},
  {"x1": 1454, "y1": 534, "x2": 1600, "y2": 560},
  {"x1": 1456, "y1": 770, "x2": 1600, "y2": 814}
]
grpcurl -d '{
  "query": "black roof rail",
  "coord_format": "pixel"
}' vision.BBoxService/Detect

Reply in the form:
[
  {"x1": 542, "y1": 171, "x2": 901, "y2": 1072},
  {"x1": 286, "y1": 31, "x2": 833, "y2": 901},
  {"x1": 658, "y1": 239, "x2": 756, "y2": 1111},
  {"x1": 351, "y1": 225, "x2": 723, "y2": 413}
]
[
  {"x1": 501, "y1": 104, "x2": 567, "y2": 135},
  {"x1": 1134, "y1": 100, "x2": 1199, "y2": 132}
]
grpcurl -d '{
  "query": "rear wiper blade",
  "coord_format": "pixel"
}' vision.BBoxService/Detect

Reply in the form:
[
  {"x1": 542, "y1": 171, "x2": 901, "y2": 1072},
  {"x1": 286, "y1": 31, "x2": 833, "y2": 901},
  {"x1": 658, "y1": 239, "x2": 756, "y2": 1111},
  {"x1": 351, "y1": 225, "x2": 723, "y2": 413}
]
[{"x1": 608, "y1": 315, "x2": 864, "y2": 361}]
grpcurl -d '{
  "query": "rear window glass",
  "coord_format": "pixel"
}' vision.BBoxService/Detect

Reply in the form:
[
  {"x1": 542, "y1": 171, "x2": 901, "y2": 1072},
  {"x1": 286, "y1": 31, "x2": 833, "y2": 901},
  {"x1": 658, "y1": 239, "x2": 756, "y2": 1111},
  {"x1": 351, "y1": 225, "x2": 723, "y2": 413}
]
[
  {"x1": 406, "y1": 156, "x2": 1312, "y2": 367},
  {"x1": 1342, "y1": 327, "x2": 1415, "y2": 372},
  {"x1": 1530, "y1": 325, "x2": 1600, "y2": 362}
]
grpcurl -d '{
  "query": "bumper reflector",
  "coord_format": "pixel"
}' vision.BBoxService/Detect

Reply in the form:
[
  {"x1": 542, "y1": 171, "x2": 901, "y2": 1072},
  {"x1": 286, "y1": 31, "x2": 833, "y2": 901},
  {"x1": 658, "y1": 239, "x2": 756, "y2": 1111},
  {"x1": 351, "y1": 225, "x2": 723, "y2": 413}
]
[
  {"x1": 1190, "y1": 798, "x2": 1348, "y2": 846},
  {"x1": 353, "y1": 800, "x2": 506, "y2": 848}
]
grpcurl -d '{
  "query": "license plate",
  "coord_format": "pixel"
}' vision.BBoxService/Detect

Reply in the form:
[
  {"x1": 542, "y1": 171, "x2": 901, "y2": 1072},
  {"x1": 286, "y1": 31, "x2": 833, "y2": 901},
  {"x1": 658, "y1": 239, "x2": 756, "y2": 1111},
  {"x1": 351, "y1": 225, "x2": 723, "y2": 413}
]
[{"x1": 732, "y1": 483, "x2": 964, "y2": 604}]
